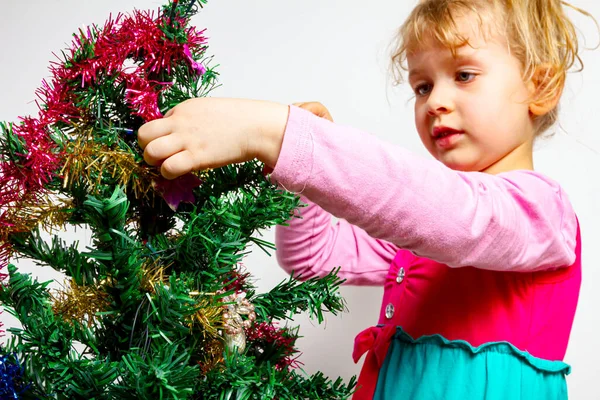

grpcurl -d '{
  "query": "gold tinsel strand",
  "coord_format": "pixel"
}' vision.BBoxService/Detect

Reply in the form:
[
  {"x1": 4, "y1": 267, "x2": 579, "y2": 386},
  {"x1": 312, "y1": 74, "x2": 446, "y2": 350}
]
[
  {"x1": 61, "y1": 133, "x2": 159, "y2": 199},
  {"x1": 139, "y1": 260, "x2": 226, "y2": 368},
  {"x1": 189, "y1": 297, "x2": 226, "y2": 373},
  {"x1": 196, "y1": 338, "x2": 225, "y2": 375},
  {"x1": 52, "y1": 278, "x2": 110, "y2": 327},
  {"x1": 0, "y1": 193, "x2": 73, "y2": 244},
  {"x1": 18, "y1": 195, "x2": 74, "y2": 232},
  {"x1": 139, "y1": 260, "x2": 171, "y2": 293},
  {"x1": 187, "y1": 295, "x2": 223, "y2": 340},
  {"x1": 139, "y1": 260, "x2": 223, "y2": 340}
]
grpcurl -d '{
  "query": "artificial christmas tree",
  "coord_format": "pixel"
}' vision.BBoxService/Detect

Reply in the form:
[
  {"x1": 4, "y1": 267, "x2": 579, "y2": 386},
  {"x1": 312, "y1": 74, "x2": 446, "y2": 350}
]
[{"x1": 0, "y1": 1, "x2": 356, "y2": 398}]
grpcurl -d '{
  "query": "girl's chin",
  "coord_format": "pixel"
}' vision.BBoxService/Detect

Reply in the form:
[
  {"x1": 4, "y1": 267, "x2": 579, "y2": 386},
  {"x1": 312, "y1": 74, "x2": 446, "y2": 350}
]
[{"x1": 437, "y1": 155, "x2": 480, "y2": 172}]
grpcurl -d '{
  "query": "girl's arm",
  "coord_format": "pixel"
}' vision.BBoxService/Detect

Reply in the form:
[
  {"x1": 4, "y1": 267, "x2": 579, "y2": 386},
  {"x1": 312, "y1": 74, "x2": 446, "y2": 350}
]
[
  {"x1": 275, "y1": 196, "x2": 399, "y2": 286},
  {"x1": 269, "y1": 105, "x2": 577, "y2": 272},
  {"x1": 273, "y1": 102, "x2": 398, "y2": 286}
]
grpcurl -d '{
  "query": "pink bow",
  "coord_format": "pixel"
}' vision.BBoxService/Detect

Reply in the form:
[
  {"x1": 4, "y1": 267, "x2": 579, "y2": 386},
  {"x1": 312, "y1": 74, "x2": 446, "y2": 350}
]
[{"x1": 352, "y1": 325, "x2": 397, "y2": 399}]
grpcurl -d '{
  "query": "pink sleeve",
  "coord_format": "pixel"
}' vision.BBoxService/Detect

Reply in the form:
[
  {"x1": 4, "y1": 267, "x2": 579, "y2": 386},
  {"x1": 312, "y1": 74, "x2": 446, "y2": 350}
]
[
  {"x1": 269, "y1": 105, "x2": 577, "y2": 272},
  {"x1": 275, "y1": 196, "x2": 399, "y2": 286}
]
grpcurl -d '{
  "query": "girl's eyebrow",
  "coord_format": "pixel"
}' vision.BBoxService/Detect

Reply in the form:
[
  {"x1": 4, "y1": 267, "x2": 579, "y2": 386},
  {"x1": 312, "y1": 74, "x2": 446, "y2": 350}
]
[
  {"x1": 408, "y1": 69, "x2": 425, "y2": 83},
  {"x1": 453, "y1": 46, "x2": 487, "y2": 62},
  {"x1": 453, "y1": 53, "x2": 486, "y2": 69}
]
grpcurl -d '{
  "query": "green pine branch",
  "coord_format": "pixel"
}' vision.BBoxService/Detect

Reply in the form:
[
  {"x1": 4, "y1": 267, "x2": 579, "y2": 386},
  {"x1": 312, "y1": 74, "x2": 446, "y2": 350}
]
[
  {"x1": 251, "y1": 268, "x2": 347, "y2": 324},
  {"x1": 197, "y1": 351, "x2": 356, "y2": 399},
  {"x1": 0, "y1": 121, "x2": 27, "y2": 166},
  {"x1": 10, "y1": 229, "x2": 102, "y2": 285},
  {"x1": 0, "y1": 265, "x2": 110, "y2": 399}
]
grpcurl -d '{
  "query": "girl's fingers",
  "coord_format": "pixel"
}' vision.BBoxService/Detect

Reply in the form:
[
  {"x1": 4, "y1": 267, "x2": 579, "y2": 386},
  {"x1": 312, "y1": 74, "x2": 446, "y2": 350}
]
[
  {"x1": 160, "y1": 150, "x2": 195, "y2": 180},
  {"x1": 164, "y1": 107, "x2": 175, "y2": 118},
  {"x1": 292, "y1": 102, "x2": 333, "y2": 121},
  {"x1": 143, "y1": 134, "x2": 186, "y2": 166},
  {"x1": 138, "y1": 117, "x2": 174, "y2": 149}
]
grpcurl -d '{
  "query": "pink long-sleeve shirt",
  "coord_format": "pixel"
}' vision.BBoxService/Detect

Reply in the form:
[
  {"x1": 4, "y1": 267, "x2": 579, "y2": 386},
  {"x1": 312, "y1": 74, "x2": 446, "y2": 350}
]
[{"x1": 269, "y1": 105, "x2": 581, "y2": 364}]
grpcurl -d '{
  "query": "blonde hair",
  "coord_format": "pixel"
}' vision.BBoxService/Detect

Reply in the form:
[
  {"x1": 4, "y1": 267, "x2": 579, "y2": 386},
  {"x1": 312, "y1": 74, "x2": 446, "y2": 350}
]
[{"x1": 391, "y1": 0, "x2": 595, "y2": 135}]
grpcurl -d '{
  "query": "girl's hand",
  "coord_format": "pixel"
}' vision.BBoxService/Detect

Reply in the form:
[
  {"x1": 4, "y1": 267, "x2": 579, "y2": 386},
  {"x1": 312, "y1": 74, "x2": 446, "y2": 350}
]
[
  {"x1": 293, "y1": 101, "x2": 333, "y2": 122},
  {"x1": 137, "y1": 98, "x2": 289, "y2": 180}
]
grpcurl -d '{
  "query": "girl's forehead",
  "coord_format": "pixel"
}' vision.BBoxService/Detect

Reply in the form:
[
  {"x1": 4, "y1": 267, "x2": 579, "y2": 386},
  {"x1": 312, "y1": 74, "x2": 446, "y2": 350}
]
[
  {"x1": 406, "y1": 23, "x2": 507, "y2": 62},
  {"x1": 403, "y1": 9, "x2": 504, "y2": 56}
]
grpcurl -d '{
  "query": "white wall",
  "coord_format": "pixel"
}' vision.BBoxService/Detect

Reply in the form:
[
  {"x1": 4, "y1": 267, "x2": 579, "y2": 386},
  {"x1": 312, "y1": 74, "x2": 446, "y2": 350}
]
[{"x1": 1, "y1": 1, "x2": 599, "y2": 398}]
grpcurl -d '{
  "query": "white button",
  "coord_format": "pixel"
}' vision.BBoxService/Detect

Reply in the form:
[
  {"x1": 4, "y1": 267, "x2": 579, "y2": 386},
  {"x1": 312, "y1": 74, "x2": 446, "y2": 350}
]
[
  {"x1": 385, "y1": 303, "x2": 395, "y2": 319},
  {"x1": 396, "y1": 267, "x2": 405, "y2": 283}
]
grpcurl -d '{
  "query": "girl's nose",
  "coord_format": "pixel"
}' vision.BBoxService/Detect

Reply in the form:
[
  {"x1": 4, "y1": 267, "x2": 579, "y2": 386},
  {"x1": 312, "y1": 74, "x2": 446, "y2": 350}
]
[{"x1": 426, "y1": 86, "x2": 454, "y2": 116}]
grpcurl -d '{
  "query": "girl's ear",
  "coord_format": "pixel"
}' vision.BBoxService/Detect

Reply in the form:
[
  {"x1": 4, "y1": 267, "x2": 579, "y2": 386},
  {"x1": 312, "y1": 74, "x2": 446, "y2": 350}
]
[{"x1": 528, "y1": 64, "x2": 564, "y2": 116}]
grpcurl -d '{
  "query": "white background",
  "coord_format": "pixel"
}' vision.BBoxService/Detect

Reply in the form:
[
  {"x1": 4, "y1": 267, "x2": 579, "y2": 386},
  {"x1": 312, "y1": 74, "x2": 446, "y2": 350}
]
[{"x1": 1, "y1": 1, "x2": 599, "y2": 398}]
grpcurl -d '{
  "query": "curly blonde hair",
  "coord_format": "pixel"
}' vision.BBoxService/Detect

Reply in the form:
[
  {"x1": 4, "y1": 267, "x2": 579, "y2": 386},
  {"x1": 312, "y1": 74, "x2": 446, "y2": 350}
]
[{"x1": 391, "y1": 0, "x2": 594, "y2": 135}]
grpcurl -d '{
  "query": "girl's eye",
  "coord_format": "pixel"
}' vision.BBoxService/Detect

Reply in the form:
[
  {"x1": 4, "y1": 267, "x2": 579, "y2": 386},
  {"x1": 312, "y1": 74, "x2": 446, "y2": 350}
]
[
  {"x1": 456, "y1": 71, "x2": 476, "y2": 82},
  {"x1": 414, "y1": 83, "x2": 432, "y2": 96}
]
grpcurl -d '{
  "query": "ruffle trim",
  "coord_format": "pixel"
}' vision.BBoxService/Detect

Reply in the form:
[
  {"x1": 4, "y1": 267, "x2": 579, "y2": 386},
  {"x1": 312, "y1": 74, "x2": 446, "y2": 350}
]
[{"x1": 389, "y1": 326, "x2": 571, "y2": 375}]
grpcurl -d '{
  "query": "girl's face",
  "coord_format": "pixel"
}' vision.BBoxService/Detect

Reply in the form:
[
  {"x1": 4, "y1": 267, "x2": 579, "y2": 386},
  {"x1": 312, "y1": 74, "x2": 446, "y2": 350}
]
[{"x1": 407, "y1": 14, "x2": 536, "y2": 174}]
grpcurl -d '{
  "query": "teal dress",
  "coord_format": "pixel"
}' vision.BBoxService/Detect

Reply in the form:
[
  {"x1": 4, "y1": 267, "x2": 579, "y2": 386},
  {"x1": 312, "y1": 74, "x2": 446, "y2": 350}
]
[{"x1": 373, "y1": 328, "x2": 570, "y2": 400}]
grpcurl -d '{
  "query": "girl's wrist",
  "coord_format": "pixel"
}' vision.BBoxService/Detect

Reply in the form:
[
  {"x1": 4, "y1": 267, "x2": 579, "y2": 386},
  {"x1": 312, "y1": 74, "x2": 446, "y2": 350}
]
[{"x1": 252, "y1": 101, "x2": 289, "y2": 169}]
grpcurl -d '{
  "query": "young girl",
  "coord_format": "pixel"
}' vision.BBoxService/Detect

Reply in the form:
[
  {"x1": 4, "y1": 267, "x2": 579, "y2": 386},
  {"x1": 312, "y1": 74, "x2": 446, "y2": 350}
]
[{"x1": 138, "y1": 0, "x2": 590, "y2": 398}]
